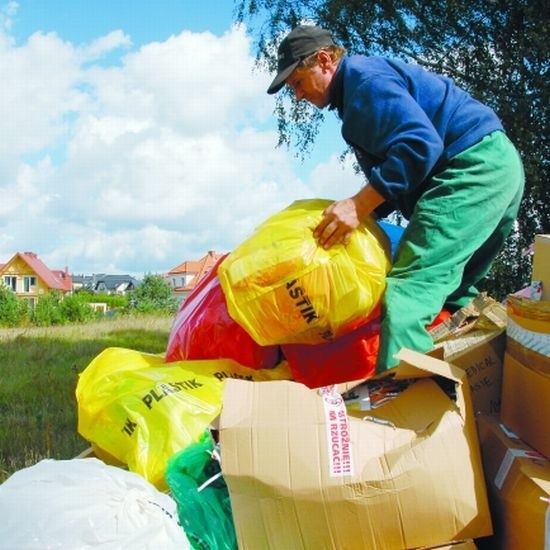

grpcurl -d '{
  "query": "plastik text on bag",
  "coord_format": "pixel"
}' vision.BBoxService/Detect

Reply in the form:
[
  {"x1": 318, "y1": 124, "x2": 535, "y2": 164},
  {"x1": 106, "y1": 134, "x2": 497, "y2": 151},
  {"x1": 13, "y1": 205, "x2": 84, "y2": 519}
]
[
  {"x1": 286, "y1": 278, "x2": 333, "y2": 341},
  {"x1": 142, "y1": 380, "x2": 204, "y2": 410}
]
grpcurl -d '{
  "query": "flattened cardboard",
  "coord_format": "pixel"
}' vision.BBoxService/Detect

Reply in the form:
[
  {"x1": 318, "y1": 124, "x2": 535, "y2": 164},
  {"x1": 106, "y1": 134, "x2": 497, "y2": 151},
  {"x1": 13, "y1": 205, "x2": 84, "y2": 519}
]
[
  {"x1": 532, "y1": 234, "x2": 550, "y2": 300},
  {"x1": 477, "y1": 414, "x2": 550, "y2": 550},
  {"x1": 220, "y1": 349, "x2": 492, "y2": 550},
  {"x1": 500, "y1": 351, "x2": 550, "y2": 457}
]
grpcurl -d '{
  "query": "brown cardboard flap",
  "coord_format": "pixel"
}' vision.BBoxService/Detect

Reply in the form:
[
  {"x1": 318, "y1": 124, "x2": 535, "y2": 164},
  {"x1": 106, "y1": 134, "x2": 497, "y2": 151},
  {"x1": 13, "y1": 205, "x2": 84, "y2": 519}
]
[
  {"x1": 356, "y1": 378, "x2": 458, "y2": 434},
  {"x1": 429, "y1": 293, "x2": 506, "y2": 344},
  {"x1": 506, "y1": 337, "x2": 550, "y2": 375},
  {"x1": 501, "y1": 352, "x2": 550, "y2": 458},
  {"x1": 395, "y1": 348, "x2": 466, "y2": 383}
]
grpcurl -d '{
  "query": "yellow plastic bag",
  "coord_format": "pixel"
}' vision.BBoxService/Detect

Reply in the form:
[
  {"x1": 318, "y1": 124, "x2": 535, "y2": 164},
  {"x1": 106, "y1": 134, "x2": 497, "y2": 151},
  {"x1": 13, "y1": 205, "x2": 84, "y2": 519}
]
[
  {"x1": 218, "y1": 199, "x2": 391, "y2": 346},
  {"x1": 76, "y1": 347, "x2": 292, "y2": 490}
]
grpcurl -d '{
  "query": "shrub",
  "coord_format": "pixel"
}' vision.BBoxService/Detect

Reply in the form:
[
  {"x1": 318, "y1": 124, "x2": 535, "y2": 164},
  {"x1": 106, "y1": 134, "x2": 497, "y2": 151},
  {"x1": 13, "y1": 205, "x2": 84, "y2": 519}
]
[
  {"x1": 77, "y1": 290, "x2": 128, "y2": 309},
  {"x1": 128, "y1": 273, "x2": 178, "y2": 314},
  {"x1": 59, "y1": 294, "x2": 97, "y2": 323},
  {"x1": 32, "y1": 292, "x2": 64, "y2": 326},
  {"x1": 0, "y1": 286, "x2": 28, "y2": 326}
]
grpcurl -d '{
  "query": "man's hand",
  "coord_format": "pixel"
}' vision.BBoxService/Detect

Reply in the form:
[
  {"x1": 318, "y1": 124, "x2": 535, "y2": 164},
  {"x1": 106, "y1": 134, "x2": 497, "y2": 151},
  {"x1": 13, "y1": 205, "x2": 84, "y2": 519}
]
[
  {"x1": 313, "y1": 184, "x2": 386, "y2": 249},
  {"x1": 313, "y1": 198, "x2": 361, "y2": 249}
]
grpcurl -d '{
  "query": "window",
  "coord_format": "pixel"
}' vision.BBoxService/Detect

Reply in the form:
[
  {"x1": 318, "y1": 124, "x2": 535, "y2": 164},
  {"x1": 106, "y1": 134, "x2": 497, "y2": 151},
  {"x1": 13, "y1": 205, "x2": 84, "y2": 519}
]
[
  {"x1": 23, "y1": 276, "x2": 37, "y2": 293},
  {"x1": 4, "y1": 276, "x2": 16, "y2": 292}
]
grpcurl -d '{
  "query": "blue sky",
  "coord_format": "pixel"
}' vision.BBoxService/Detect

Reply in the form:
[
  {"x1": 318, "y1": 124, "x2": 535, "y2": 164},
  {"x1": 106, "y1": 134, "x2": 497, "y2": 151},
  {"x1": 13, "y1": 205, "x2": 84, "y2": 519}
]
[
  {"x1": 0, "y1": 1, "x2": 364, "y2": 276},
  {"x1": 10, "y1": 1, "x2": 236, "y2": 44}
]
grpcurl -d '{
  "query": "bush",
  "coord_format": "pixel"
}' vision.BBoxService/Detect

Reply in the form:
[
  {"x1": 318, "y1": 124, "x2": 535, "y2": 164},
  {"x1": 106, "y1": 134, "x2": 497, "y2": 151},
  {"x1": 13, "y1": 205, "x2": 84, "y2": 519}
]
[
  {"x1": 0, "y1": 286, "x2": 28, "y2": 326},
  {"x1": 31, "y1": 292, "x2": 64, "y2": 326},
  {"x1": 59, "y1": 294, "x2": 97, "y2": 323},
  {"x1": 0, "y1": 289, "x2": 135, "y2": 328},
  {"x1": 77, "y1": 290, "x2": 128, "y2": 309},
  {"x1": 128, "y1": 274, "x2": 178, "y2": 315}
]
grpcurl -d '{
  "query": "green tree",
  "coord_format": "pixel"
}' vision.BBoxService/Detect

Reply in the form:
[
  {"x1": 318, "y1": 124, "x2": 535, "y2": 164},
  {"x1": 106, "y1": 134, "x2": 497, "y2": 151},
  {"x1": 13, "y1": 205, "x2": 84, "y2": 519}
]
[
  {"x1": 236, "y1": 0, "x2": 549, "y2": 298},
  {"x1": 59, "y1": 294, "x2": 97, "y2": 323},
  {"x1": 129, "y1": 273, "x2": 178, "y2": 314},
  {"x1": 32, "y1": 291, "x2": 64, "y2": 326},
  {"x1": 0, "y1": 286, "x2": 28, "y2": 326}
]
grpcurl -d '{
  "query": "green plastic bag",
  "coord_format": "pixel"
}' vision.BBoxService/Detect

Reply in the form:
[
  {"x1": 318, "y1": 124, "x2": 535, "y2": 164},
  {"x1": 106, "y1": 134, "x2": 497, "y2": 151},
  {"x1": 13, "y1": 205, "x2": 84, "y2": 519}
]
[{"x1": 165, "y1": 431, "x2": 237, "y2": 550}]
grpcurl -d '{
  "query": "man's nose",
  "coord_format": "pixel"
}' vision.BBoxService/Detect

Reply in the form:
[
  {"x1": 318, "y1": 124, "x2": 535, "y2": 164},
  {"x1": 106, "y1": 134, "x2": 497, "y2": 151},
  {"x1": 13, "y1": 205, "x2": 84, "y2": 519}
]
[{"x1": 294, "y1": 87, "x2": 305, "y2": 101}]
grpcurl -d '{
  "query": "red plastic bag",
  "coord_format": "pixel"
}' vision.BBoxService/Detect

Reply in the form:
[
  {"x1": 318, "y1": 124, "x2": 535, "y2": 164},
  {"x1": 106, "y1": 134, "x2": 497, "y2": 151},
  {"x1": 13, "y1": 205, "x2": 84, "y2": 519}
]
[
  {"x1": 282, "y1": 307, "x2": 451, "y2": 389},
  {"x1": 281, "y1": 305, "x2": 381, "y2": 388},
  {"x1": 166, "y1": 254, "x2": 280, "y2": 370}
]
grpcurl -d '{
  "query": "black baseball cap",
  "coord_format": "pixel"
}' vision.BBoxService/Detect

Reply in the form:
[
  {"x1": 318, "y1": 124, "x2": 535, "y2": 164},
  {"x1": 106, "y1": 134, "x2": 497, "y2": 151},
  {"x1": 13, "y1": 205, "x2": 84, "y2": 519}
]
[{"x1": 267, "y1": 25, "x2": 335, "y2": 94}]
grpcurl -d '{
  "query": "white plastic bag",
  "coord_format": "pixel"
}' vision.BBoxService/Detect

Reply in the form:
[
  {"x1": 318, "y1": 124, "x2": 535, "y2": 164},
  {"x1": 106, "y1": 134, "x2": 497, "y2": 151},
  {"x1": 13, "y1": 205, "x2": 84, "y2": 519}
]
[{"x1": 0, "y1": 458, "x2": 190, "y2": 549}]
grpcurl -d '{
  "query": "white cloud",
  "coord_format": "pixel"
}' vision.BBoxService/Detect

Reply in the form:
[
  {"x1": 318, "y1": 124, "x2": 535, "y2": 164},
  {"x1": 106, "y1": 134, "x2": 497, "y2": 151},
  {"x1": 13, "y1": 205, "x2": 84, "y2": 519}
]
[
  {"x1": 0, "y1": 31, "x2": 81, "y2": 160},
  {"x1": 307, "y1": 153, "x2": 365, "y2": 199},
  {"x1": 91, "y1": 26, "x2": 271, "y2": 132},
  {"x1": 0, "y1": 1, "x2": 17, "y2": 32},
  {"x1": 0, "y1": 21, "x2": 362, "y2": 277},
  {"x1": 80, "y1": 30, "x2": 132, "y2": 61}
]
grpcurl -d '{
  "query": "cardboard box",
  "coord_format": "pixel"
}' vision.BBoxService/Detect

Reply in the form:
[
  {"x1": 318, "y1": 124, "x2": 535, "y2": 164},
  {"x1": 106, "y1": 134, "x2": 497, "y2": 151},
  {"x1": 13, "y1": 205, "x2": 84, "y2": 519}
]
[
  {"x1": 430, "y1": 294, "x2": 507, "y2": 416},
  {"x1": 506, "y1": 295, "x2": 550, "y2": 375},
  {"x1": 506, "y1": 336, "x2": 550, "y2": 375},
  {"x1": 220, "y1": 349, "x2": 492, "y2": 549},
  {"x1": 500, "y1": 351, "x2": 550, "y2": 457},
  {"x1": 532, "y1": 234, "x2": 550, "y2": 300},
  {"x1": 477, "y1": 414, "x2": 550, "y2": 550},
  {"x1": 443, "y1": 331, "x2": 505, "y2": 416}
]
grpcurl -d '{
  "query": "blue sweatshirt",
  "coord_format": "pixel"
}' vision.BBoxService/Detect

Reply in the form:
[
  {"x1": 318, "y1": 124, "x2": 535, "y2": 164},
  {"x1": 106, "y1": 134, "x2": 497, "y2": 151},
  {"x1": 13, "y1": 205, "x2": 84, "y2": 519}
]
[{"x1": 328, "y1": 56, "x2": 503, "y2": 218}]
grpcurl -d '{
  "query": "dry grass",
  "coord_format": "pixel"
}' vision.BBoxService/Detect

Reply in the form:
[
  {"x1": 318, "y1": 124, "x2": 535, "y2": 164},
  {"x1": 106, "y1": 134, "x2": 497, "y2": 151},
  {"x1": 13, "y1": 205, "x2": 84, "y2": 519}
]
[{"x1": 0, "y1": 314, "x2": 173, "y2": 342}]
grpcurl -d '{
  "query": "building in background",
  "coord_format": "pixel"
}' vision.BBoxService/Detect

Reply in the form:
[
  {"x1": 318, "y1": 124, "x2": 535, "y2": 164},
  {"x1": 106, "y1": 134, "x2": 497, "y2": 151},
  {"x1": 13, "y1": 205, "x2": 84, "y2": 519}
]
[
  {"x1": 165, "y1": 250, "x2": 225, "y2": 302},
  {"x1": 71, "y1": 274, "x2": 139, "y2": 295},
  {"x1": 0, "y1": 252, "x2": 72, "y2": 309}
]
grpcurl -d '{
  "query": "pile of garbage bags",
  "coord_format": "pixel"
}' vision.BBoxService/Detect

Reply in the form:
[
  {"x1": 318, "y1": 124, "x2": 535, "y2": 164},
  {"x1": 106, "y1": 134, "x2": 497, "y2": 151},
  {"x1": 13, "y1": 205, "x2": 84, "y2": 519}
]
[
  {"x1": 167, "y1": 198, "x2": 393, "y2": 387},
  {"x1": 1, "y1": 199, "x2": 402, "y2": 549}
]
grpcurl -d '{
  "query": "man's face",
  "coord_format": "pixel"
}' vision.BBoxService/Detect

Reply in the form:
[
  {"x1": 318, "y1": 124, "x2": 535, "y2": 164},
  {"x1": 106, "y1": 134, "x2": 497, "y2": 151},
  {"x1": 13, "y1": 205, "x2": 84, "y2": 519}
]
[{"x1": 286, "y1": 61, "x2": 333, "y2": 109}]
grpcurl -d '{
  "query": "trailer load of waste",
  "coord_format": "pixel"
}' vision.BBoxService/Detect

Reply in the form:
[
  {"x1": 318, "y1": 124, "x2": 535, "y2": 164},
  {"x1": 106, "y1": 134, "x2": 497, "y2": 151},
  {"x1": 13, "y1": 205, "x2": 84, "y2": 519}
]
[{"x1": 2, "y1": 201, "x2": 548, "y2": 549}]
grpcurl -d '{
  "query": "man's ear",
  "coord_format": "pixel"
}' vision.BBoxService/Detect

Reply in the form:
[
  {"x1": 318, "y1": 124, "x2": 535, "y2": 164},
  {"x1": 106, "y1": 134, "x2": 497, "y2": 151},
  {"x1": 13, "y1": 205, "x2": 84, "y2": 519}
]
[{"x1": 318, "y1": 50, "x2": 335, "y2": 72}]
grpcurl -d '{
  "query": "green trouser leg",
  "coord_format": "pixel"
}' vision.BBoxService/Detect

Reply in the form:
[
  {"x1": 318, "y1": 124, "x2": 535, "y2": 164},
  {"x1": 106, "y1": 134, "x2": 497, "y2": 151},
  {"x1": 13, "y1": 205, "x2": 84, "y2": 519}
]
[{"x1": 376, "y1": 131, "x2": 524, "y2": 373}]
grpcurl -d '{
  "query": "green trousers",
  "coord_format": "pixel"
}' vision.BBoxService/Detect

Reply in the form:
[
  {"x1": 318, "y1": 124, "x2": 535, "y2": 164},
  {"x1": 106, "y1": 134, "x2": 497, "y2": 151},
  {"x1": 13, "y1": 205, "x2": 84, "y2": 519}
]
[{"x1": 376, "y1": 131, "x2": 524, "y2": 373}]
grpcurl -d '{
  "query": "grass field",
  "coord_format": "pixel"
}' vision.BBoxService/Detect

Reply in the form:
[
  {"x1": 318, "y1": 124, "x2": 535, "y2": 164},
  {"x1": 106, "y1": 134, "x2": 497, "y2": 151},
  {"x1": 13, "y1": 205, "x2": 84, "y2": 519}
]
[{"x1": 0, "y1": 314, "x2": 174, "y2": 483}]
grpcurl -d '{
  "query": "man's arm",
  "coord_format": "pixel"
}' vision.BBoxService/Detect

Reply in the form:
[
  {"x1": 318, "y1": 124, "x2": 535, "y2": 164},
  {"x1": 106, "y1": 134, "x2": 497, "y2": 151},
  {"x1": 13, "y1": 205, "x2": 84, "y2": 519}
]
[{"x1": 313, "y1": 183, "x2": 386, "y2": 249}]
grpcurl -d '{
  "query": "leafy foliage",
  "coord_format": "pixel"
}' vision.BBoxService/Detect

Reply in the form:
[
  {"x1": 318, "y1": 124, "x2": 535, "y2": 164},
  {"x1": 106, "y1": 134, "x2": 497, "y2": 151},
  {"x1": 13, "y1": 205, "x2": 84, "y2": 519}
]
[
  {"x1": 58, "y1": 294, "x2": 97, "y2": 324},
  {"x1": 0, "y1": 276, "x2": 178, "y2": 327},
  {"x1": 77, "y1": 290, "x2": 128, "y2": 309},
  {"x1": 1, "y1": 291, "x2": 100, "y2": 327},
  {"x1": 128, "y1": 273, "x2": 178, "y2": 314},
  {"x1": 236, "y1": 0, "x2": 549, "y2": 298},
  {"x1": 0, "y1": 286, "x2": 28, "y2": 327},
  {"x1": 32, "y1": 292, "x2": 65, "y2": 326}
]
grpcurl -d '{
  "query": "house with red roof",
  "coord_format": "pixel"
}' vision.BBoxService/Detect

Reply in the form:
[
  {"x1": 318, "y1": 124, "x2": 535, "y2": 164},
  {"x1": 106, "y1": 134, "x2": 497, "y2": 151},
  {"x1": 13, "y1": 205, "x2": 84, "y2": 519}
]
[
  {"x1": 0, "y1": 252, "x2": 72, "y2": 308},
  {"x1": 165, "y1": 250, "x2": 225, "y2": 301}
]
